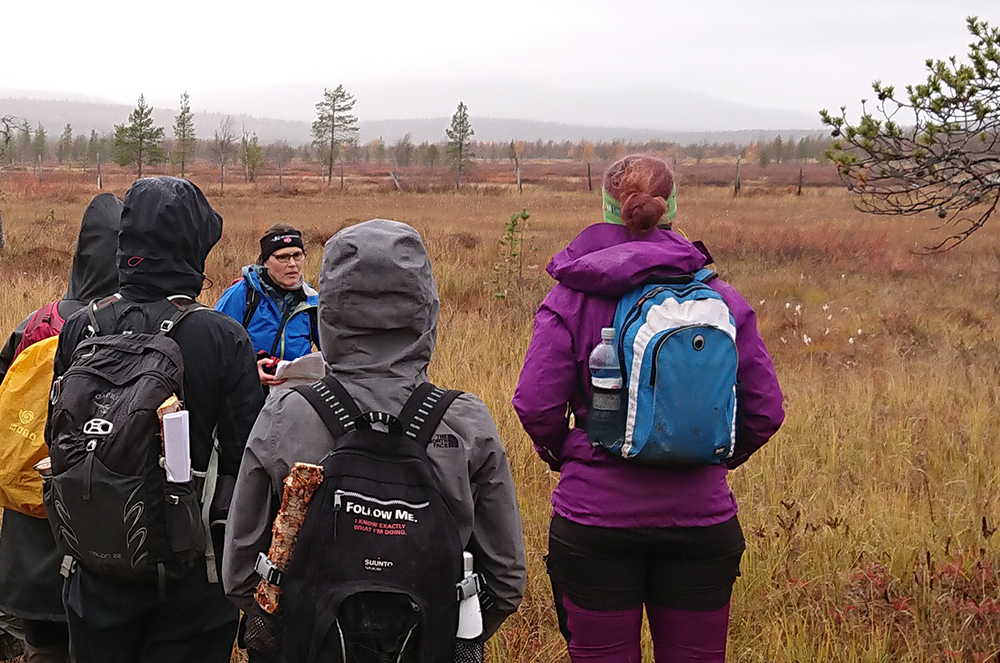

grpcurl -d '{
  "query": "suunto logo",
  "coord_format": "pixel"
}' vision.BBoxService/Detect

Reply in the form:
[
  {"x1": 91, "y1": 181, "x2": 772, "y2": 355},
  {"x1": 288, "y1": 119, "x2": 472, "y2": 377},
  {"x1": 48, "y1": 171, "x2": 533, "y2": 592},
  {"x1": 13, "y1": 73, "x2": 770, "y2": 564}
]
[{"x1": 364, "y1": 558, "x2": 393, "y2": 572}]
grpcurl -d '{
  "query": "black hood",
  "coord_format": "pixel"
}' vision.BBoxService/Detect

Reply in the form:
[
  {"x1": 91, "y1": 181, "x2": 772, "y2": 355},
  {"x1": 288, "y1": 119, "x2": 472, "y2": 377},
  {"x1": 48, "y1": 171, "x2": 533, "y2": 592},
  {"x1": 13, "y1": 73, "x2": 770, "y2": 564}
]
[
  {"x1": 63, "y1": 193, "x2": 123, "y2": 304},
  {"x1": 118, "y1": 177, "x2": 222, "y2": 300}
]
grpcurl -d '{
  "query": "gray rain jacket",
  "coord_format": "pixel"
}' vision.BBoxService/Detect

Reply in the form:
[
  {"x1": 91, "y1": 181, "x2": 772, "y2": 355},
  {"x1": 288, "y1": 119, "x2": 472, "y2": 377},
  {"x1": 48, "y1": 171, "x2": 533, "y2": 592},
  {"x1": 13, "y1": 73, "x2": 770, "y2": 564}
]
[{"x1": 222, "y1": 219, "x2": 526, "y2": 639}]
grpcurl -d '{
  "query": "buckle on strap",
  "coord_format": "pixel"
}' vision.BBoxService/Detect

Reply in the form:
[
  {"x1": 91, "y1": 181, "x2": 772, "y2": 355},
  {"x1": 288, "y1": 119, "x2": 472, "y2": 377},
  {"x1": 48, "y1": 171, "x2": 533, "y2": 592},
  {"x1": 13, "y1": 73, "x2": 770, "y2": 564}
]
[
  {"x1": 59, "y1": 555, "x2": 77, "y2": 579},
  {"x1": 456, "y1": 573, "x2": 481, "y2": 602},
  {"x1": 254, "y1": 552, "x2": 283, "y2": 586}
]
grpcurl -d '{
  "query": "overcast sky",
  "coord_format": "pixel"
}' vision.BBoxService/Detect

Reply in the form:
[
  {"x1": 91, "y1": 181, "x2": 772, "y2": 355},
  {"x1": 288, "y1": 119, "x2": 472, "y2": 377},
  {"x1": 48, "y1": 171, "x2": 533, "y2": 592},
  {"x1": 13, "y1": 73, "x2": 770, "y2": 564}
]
[{"x1": 5, "y1": 0, "x2": 998, "y2": 123}]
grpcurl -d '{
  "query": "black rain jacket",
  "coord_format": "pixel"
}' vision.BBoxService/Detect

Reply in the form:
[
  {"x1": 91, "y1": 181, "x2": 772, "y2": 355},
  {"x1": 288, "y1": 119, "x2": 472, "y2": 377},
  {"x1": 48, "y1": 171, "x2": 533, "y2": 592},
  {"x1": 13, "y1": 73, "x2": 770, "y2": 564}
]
[
  {"x1": 0, "y1": 193, "x2": 122, "y2": 621},
  {"x1": 51, "y1": 178, "x2": 264, "y2": 631}
]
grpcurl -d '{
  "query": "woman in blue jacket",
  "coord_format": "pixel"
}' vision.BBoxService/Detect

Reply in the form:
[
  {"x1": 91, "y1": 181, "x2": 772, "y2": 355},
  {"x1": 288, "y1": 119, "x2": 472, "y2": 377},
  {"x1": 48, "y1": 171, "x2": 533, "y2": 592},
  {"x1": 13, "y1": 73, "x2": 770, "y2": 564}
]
[{"x1": 216, "y1": 224, "x2": 319, "y2": 386}]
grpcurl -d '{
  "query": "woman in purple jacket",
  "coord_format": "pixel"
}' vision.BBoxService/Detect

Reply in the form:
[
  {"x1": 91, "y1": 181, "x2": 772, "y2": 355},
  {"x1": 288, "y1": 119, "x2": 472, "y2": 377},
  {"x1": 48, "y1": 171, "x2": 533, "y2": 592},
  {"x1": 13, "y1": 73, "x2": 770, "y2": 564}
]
[{"x1": 513, "y1": 155, "x2": 784, "y2": 662}]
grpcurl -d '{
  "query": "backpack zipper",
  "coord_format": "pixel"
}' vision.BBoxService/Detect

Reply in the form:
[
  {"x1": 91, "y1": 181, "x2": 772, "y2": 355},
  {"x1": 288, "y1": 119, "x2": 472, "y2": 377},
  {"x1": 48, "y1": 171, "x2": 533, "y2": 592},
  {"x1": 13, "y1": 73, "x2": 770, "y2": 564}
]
[
  {"x1": 333, "y1": 489, "x2": 343, "y2": 539},
  {"x1": 333, "y1": 490, "x2": 430, "y2": 510},
  {"x1": 618, "y1": 283, "x2": 720, "y2": 377},
  {"x1": 62, "y1": 365, "x2": 176, "y2": 393},
  {"x1": 618, "y1": 286, "x2": 667, "y2": 345},
  {"x1": 82, "y1": 439, "x2": 97, "y2": 501},
  {"x1": 648, "y1": 325, "x2": 737, "y2": 386}
]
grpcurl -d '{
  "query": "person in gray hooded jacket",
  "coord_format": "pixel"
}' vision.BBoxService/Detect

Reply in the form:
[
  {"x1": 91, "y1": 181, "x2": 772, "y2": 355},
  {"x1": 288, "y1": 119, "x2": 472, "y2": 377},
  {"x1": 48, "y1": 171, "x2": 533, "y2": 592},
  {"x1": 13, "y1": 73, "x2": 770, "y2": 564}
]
[{"x1": 222, "y1": 219, "x2": 527, "y2": 645}]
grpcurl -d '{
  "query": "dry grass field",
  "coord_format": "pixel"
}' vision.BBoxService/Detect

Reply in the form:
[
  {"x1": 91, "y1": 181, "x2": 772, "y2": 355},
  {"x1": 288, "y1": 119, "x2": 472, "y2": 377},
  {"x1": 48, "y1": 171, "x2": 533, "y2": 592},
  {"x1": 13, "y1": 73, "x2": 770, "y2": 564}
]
[{"x1": 2, "y1": 165, "x2": 1000, "y2": 662}]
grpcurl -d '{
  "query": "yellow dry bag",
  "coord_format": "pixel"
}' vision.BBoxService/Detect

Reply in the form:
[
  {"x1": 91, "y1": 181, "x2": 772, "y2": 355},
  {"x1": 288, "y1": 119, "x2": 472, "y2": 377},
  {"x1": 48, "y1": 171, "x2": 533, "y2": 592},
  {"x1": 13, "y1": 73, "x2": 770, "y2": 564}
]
[{"x1": 0, "y1": 334, "x2": 58, "y2": 518}]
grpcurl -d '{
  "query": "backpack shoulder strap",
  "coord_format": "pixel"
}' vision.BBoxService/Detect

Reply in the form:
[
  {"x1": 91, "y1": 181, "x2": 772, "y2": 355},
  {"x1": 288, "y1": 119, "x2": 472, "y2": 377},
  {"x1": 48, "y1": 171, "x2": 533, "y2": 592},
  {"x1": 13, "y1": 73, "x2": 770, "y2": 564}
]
[
  {"x1": 85, "y1": 294, "x2": 122, "y2": 338},
  {"x1": 693, "y1": 268, "x2": 718, "y2": 283},
  {"x1": 29, "y1": 301, "x2": 64, "y2": 334},
  {"x1": 158, "y1": 297, "x2": 207, "y2": 337},
  {"x1": 307, "y1": 306, "x2": 319, "y2": 347},
  {"x1": 242, "y1": 280, "x2": 260, "y2": 330},
  {"x1": 398, "y1": 382, "x2": 463, "y2": 448},
  {"x1": 292, "y1": 375, "x2": 362, "y2": 439}
]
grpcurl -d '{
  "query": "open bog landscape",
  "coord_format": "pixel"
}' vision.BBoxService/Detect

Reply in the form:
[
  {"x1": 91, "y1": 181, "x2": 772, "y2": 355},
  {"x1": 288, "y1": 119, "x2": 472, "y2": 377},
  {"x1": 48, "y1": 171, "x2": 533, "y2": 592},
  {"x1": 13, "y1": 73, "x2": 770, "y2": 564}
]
[{"x1": 2, "y1": 163, "x2": 1000, "y2": 662}]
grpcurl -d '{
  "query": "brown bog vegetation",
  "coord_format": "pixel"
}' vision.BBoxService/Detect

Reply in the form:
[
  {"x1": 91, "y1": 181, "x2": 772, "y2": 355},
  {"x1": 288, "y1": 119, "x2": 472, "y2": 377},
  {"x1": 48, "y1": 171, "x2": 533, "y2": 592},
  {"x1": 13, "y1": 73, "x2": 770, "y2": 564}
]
[{"x1": 1, "y1": 166, "x2": 999, "y2": 662}]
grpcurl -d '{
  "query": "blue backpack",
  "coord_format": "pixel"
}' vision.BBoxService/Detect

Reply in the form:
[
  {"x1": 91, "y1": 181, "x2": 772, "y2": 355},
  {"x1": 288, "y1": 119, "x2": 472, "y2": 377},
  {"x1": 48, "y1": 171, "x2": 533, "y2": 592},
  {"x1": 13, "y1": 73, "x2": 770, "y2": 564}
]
[{"x1": 590, "y1": 268, "x2": 738, "y2": 466}]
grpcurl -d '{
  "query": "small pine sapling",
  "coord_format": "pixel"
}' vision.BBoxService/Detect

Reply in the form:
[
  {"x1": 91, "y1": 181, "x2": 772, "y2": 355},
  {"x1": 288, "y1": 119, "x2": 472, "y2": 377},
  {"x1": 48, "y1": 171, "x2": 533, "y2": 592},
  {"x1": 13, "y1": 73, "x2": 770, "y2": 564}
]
[{"x1": 493, "y1": 207, "x2": 531, "y2": 300}]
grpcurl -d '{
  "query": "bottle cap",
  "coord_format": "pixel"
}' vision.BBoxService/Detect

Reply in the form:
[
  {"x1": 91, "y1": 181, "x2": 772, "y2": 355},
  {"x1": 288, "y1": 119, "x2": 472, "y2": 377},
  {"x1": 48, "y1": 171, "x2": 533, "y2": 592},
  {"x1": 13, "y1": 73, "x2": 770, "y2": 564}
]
[{"x1": 601, "y1": 327, "x2": 616, "y2": 341}]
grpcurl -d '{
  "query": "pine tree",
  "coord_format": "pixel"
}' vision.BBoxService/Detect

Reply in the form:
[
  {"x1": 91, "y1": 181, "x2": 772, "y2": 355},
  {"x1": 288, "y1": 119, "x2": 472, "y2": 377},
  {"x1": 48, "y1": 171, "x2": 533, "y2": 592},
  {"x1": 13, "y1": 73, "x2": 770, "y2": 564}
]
[
  {"x1": 87, "y1": 130, "x2": 100, "y2": 165},
  {"x1": 311, "y1": 85, "x2": 359, "y2": 186},
  {"x1": 33, "y1": 124, "x2": 48, "y2": 163},
  {"x1": 57, "y1": 124, "x2": 73, "y2": 164},
  {"x1": 446, "y1": 101, "x2": 474, "y2": 191},
  {"x1": 821, "y1": 17, "x2": 1000, "y2": 246},
  {"x1": 114, "y1": 94, "x2": 165, "y2": 179},
  {"x1": 172, "y1": 91, "x2": 196, "y2": 178}
]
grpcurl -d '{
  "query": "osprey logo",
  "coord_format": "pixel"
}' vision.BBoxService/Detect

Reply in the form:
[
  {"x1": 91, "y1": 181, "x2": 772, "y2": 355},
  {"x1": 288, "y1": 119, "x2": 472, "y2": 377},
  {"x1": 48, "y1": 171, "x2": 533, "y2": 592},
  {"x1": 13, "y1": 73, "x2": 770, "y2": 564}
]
[
  {"x1": 94, "y1": 392, "x2": 117, "y2": 415},
  {"x1": 364, "y1": 558, "x2": 393, "y2": 572}
]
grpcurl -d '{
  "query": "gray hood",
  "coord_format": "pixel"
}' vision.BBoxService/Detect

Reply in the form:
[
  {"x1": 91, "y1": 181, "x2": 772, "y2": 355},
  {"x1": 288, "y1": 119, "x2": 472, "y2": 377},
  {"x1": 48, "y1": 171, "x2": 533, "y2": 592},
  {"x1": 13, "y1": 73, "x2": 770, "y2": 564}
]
[{"x1": 319, "y1": 219, "x2": 438, "y2": 409}]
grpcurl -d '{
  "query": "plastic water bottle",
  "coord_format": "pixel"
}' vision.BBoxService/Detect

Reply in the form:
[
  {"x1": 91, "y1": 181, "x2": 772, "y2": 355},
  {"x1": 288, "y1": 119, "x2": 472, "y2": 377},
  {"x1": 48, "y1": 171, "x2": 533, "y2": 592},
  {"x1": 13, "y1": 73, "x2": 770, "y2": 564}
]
[
  {"x1": 587, "y1": 327, "x2": 626, "y2": 449},
  {"x1": 590, "y1": 328, "x2": 622, "y2": 389},
  {"x1": 456, "y1": 551, "x2": 483, "y2": 640}
]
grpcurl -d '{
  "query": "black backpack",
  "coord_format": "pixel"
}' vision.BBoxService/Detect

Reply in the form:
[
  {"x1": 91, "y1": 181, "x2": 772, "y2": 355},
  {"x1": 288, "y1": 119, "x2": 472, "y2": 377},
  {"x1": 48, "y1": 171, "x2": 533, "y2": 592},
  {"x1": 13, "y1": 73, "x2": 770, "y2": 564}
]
[
  {"x1": 274, "y1": 376, "x2": 467, "y2": 663},
  {"x1": 44, "y1": 295, "x2": 215, "y2": 591}
]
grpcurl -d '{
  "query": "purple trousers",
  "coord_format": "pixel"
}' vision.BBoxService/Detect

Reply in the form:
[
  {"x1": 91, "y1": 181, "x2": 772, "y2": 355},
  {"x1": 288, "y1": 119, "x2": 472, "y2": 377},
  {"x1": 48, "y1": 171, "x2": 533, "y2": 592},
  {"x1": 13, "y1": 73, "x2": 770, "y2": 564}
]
[
  {"x1": 558, "y1": 595, "x2": 730, "y2": 662},
  {"x1": 547, "y1": 515, "x2": 743, "y2": 662}
]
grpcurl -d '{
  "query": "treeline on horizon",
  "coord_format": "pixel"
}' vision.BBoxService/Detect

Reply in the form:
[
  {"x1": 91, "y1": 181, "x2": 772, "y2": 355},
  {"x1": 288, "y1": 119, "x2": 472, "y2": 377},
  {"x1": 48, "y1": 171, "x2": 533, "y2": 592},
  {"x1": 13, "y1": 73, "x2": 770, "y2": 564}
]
[{"x1": 0, "y1": 118, "x2": 833, "y2": 174}]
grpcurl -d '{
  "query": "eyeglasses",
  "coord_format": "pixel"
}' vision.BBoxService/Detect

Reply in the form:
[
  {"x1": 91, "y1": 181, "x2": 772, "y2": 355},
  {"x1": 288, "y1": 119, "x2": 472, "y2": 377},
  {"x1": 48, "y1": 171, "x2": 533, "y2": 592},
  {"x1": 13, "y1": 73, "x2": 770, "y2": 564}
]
[{"x1": 270, "y1": 251, "x2": 306, "y2": 265}]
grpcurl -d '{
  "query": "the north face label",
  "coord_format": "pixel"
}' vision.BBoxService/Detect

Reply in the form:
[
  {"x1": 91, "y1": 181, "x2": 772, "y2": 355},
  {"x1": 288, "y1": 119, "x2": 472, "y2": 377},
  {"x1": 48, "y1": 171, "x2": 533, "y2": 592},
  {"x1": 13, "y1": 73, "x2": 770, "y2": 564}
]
[{"x1": 431, "y1": 433, "x2": 459, "y2": 449}]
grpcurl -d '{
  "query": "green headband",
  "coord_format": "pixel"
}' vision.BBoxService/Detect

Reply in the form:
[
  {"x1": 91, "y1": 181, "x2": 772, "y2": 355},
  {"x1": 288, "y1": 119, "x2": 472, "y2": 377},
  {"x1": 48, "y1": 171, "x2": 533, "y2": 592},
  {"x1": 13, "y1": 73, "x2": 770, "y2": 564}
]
[{"x1": 602, "y1": 186, "x2": 677, "y2": 226}]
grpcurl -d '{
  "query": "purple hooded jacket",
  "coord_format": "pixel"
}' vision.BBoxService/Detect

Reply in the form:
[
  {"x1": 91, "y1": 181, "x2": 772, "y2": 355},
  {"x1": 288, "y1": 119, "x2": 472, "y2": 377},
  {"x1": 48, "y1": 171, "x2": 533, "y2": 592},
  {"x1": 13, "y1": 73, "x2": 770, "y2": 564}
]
[{"x1": 513, "y1": 223, "x2": 784, "y2": 528}]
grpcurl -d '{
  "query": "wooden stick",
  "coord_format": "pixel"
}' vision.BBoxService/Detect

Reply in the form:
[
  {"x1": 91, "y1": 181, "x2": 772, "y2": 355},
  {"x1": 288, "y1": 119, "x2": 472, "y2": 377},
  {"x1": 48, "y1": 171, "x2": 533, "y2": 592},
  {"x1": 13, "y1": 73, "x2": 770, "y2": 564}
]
[{"x1": 254, "y1": 462, "x2": 324, "y2": 614}]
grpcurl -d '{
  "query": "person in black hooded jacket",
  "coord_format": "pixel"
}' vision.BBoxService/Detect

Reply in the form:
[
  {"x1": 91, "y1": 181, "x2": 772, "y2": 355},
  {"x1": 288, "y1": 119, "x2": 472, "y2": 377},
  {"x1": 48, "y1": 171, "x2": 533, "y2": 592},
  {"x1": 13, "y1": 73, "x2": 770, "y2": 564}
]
[
  {"x1": 0, "y1": 192, "x2": 123, "y2": 663},
  {"x1": 50, "y1": 178, "x2": 263, "y2": 663}
]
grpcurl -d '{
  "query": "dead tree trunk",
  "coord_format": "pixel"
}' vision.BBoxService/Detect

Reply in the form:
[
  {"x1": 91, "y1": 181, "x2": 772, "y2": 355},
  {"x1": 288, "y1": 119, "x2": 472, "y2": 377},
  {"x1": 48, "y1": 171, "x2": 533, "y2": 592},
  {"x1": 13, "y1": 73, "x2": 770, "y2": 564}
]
[
  {"x1": 734, "y1": 158, "x2": 742, "y2": 196},
  {"x1": 0, "y1": 209, "x2": 5, "y2": 253},
  {"x1": 515, "y1": 156, "x2": 522, "y2": 194},
  {"x1": 389, "y1": 159, "x2": 402, "y2": 192},
  {"x1": 587, "y1": 162, "x2": 593, "y2": 191},
  {"x1": 97, "y1": 152, "x2": 102, "y2": 190},
  {"x1": 797, "y1": 166, "x2": 804, "y2": 196}
]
